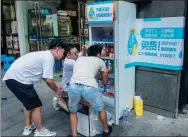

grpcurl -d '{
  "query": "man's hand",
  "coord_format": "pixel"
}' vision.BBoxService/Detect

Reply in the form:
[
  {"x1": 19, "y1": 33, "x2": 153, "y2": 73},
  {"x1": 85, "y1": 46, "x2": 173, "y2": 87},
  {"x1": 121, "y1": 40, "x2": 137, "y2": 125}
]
[
  {"x1": 106, "y1": 68, "x2": 112, "y2": 74},
  {"x1": 101, "y1": 71, "x2": 108, "y2": 85},
  {"x1": 56, "y1": 86, "x2": 63, "y2": 97}
]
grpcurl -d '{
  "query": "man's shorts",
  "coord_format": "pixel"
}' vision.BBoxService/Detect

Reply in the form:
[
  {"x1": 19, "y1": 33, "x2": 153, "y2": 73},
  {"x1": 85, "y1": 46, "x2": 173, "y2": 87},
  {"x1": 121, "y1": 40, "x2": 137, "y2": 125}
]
[
  {"x1": 5, "y1": 79, "x2": 42, "y2": 110},
  {"x1": 68, "y1": 83, "x2": 104, "y2": 113}
]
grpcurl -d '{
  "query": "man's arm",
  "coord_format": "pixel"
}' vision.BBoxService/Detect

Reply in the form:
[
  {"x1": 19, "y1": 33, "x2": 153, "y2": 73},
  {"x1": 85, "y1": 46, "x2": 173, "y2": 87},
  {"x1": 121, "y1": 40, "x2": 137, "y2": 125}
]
[
  {"x1": 100, "y1": 60, "x2": 112, "y2": 85},
  {"x1": 101, "y1": 71, "x2": 108, "y2": 85},
  {"x1": 43, "y1": 78, "x2": 59, "y2": 92},
  {"x1": 42, "y1": 56, "x2": 63, "y2": 94},
  {"x1": 42, "y1": 78, "x2": 63, "y2": 96},
  {"x1": 105, "y1": 68, "x2": 112, "y2": 74}
]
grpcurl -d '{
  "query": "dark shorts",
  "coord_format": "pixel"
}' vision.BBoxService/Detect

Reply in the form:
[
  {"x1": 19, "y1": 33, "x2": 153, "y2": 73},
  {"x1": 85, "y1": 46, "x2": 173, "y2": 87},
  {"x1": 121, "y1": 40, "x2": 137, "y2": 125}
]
[{"x1": 5, "y1": 79, "x2": 42, "y2": 110}]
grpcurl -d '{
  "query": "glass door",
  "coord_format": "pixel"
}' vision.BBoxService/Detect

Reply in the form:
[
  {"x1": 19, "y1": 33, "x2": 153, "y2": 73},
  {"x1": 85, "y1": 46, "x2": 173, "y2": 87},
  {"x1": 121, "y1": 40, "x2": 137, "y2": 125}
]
[{"x1": 28, "y1": 1, "x2": 58, "y2": 52}]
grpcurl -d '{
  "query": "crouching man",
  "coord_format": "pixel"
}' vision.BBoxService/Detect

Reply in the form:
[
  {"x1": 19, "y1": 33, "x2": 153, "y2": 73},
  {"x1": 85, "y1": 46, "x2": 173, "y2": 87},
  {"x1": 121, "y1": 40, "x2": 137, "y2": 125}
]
[{"x1": 53, "y1": 44, "x2": 78, "y2": 112}]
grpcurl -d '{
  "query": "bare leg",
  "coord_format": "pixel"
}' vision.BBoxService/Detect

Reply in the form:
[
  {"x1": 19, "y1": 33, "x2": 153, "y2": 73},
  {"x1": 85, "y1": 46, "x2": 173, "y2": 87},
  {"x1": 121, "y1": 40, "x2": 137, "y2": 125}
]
[
  {"x1": 70, "y1": 112, "x2": 78, "y2": 137},
  {"x1": 31, "y1": 106, "x2": 43, "y2": 131},
  {"x1": 24, "y1": 107, "x2": 32, "y2": 127},
  {"x1": 99, "y1": 107, "x2": 109, "y2": 132}
]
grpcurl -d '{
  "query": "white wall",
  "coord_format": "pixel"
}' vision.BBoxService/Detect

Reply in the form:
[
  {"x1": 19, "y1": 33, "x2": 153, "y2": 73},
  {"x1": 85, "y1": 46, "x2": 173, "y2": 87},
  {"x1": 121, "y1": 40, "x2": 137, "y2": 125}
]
[{"x1": 15, "y1": 1, "x2": 29, "y2": 55}]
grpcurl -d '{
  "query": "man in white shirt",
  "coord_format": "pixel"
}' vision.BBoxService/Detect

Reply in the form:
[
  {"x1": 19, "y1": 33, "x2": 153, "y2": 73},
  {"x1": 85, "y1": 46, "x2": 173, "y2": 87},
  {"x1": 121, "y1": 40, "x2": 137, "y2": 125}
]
[
  {"x1": 3, "y1": 41, "x2": 65, "y2": 136},
  {"x1": 68, "y1": 45, "x2": 112, "y2": 137},
  {"x1": 53, "y1": 44, "x2": 78, "y2": 111}
]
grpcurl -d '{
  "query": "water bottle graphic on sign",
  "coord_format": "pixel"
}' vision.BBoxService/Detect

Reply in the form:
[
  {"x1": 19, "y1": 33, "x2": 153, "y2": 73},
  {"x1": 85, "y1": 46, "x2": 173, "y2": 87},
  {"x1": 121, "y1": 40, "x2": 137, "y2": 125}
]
[
  {"x1": 89, "y1": 7, "x2": 96, "y2": 20},
  {"x1": 127, "y1": 28, "x2": 139, "y2": 56}
]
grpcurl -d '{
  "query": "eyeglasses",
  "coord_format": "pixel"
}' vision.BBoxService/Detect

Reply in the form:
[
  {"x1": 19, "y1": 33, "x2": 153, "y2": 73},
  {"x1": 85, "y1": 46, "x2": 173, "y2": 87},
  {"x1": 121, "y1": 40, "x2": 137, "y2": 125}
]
[{"x1": 69, "y1": 51, "x2": 78, "y2": 55}]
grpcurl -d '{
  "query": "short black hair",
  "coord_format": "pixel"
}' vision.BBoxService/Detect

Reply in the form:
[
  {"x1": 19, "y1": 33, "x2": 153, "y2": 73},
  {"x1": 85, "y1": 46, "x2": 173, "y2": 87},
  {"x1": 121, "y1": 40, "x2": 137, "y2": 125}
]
[
  {"x1": 48, "y1": 40, "x2": 65, "y2": 50},
  {"x1": 64, "y1": 44, "x2": 77, "y2": 57},
  {"x1": 87, "y1": 44, "x2": 103, "y2": 57}
]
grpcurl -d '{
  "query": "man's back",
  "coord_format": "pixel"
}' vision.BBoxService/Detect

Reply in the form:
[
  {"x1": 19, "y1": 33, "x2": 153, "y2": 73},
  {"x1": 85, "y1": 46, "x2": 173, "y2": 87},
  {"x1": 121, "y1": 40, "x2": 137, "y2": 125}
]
[
  {"x1": 71, "y1": 56, "x2": 106, "y2": 88},
  {"x1": 3, "y1": 50, "x2": 54, "y2": 84}
]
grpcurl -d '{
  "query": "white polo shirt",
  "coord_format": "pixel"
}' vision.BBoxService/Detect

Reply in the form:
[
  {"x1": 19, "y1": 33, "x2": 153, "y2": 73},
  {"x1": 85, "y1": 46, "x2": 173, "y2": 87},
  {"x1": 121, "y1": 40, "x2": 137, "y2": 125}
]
[
  {"x1": 62, "y1": 58, "x2": 75, "y2": 91},
  {"x1": 3, "y1": 50, "x2": 54, "y2": 85},
  {"x1": 70, "y1": 57, "x2": 106, "y2": 88}
]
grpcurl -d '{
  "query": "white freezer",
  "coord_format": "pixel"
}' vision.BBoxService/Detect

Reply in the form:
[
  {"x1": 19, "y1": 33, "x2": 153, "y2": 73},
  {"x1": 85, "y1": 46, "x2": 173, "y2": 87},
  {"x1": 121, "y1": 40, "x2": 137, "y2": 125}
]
[
  {"x1": 88, "y1": 1, "x2": 136, "y2": 125},
  {"x1": 77, "y1": 1, "x2": 136, "y2": 136}
]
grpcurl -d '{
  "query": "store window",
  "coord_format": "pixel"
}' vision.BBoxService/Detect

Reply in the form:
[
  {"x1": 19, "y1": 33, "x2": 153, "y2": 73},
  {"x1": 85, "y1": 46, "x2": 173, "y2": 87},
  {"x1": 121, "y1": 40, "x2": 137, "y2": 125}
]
[{"x1": 1, "y1": 0, "x2": 20, "y2": 58}]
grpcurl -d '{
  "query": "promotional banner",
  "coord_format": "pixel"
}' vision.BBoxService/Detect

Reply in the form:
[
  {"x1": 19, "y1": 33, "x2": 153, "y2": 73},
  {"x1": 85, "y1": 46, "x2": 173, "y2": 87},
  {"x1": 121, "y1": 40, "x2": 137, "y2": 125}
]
[
  {"x1": 125, "y1": 17, "x2": 185, "y2": 70},
  {"x1": 87, "y1": 1, "x2": 115, "y2": 24}
]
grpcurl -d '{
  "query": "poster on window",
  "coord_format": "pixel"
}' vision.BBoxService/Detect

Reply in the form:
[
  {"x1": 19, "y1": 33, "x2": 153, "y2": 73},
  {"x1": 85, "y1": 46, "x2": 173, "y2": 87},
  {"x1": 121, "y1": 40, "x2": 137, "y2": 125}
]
[{"x1": 125, "y1": 17, "x2": 185, "y2": 70}]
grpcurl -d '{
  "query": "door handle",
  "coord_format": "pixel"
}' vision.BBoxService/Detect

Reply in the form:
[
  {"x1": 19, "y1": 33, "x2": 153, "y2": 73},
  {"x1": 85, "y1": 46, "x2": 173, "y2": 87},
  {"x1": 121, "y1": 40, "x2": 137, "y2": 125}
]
[{"x1": 116, "y1": 59, "x2": 118, "y2": 70}]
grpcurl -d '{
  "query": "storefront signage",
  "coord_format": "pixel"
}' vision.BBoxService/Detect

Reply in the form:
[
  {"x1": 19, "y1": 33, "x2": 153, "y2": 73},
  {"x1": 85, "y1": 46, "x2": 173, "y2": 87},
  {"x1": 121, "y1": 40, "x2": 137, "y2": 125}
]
[
  {"x1": 40, "y1": 7, "x2": 52, "y2": 16},
  {"x1": 86, "y1": 1, "x2": 115, "y2": 24},
  {"x1": 125, "y1": 17, "x2": 185, "y2": 70}
]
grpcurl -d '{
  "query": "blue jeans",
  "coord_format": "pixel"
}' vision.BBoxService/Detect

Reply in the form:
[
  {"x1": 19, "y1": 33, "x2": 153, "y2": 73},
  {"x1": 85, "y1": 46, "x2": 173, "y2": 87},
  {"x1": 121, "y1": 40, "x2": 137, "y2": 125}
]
[{"x1": 68, "y1": 83, "x2": 104, "y2": 113}]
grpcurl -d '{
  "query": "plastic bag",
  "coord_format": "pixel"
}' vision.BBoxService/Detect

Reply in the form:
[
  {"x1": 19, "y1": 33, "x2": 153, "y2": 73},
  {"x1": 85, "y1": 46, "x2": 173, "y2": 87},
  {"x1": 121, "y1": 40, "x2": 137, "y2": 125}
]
[
  {"x1": 89, "y1": 109, "x2": 103, "y2": 136},
  {"x1": 89, "y1": 109, "x2": 114, "y2": 136},
  {"x1": 134, "y1": 96, "x2": 143, "y2": 116}
]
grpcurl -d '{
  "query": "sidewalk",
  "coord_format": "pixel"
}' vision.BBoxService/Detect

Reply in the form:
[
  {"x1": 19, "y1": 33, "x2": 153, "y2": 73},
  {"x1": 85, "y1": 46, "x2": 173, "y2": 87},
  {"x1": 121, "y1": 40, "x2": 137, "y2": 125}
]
[{"x1": 1, "y1": 70, "x2": 188, "y2": 136}]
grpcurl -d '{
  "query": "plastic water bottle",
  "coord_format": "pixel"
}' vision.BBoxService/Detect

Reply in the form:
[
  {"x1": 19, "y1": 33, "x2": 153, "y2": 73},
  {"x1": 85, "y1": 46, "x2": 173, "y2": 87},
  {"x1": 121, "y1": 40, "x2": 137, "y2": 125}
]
[
  {"x1": 104, "y1": 60, "x2": 108, "y2": 67},
  {"x1": 109, "y1": 79, "x2": 114, "y2": 92},
  {"x1": 106, "y1": 81, "x2": 111, "y2": 93},
  {"x1": 107, "y1": 60, "x2": 111, "y2": 69},
  {"x1": 123, "y1": 106, "x2": 131, "y2": 125},
  {"x1": 99, "y1": 80, "x2": 104, "y2": 93}
]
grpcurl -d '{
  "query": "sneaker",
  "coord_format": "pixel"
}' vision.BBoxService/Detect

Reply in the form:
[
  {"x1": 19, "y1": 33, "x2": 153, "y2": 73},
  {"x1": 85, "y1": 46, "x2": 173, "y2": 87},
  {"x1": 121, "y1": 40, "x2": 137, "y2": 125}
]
[
  {"x1": 53, "y1": 97, "x2": 60, "y2": 110},
  {"x1": 23, "y1": 123, "x2": 36, "y2": 135},
  {"x1": 34, "y1": 128, "x2": 57, "y2": 136},
  {"x1": 102, "y1": 126, "x2": 112, "y2": 137}
]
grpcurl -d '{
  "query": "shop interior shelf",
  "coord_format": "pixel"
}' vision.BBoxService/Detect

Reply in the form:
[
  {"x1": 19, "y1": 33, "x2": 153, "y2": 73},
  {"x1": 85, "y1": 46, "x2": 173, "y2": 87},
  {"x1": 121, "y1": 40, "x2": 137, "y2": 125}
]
[
  {"x1": 101, "y1": 56, "x2": 114, "y2": 60},
  {"x1": 108, "y1": 74, "x2": 114, "y2": 78}
]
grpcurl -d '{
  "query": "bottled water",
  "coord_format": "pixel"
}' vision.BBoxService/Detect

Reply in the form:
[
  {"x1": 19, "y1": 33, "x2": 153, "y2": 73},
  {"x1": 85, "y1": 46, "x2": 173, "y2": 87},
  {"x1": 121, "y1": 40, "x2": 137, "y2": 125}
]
[
  {"x1": 106, "y1": 81, "x2": 111, "y2": 93},
  {"x1": 107, "y1": 60, "x2": 111, "y2": 69},
  {"x1": 123, "y1": 106, "x2": 131, "y2": 125},
  {"x1": 109, "y1": 79, "x2": 114, "y2": 93},
  {"x1": 98, "y1": 80, "x2": 104, "y2": 93},
  {"x1": 104, "y1": 60, "x2": 108, "y2": 67}
]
